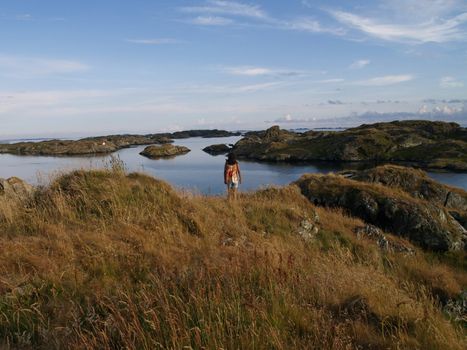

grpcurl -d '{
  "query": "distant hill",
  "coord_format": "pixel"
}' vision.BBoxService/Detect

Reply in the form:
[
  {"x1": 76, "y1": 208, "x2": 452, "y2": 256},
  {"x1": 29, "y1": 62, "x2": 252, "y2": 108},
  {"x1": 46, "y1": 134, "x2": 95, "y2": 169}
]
[{"x1": 0, "y1": 129, "x2": 240, "y2": 156}]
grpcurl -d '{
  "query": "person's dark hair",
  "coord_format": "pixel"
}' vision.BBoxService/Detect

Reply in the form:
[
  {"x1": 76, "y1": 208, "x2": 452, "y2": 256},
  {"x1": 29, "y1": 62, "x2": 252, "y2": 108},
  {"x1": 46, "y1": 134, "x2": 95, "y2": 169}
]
[{"x1": 226, "y1": 152, "x2": 237, "y2": 165}]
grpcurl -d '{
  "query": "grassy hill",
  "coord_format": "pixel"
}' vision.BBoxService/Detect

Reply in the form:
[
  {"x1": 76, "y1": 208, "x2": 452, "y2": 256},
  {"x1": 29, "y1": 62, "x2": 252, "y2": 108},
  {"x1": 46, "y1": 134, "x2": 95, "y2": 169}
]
[{"x1": 0, "y1": 164, "x2": 466, "y2": 349}]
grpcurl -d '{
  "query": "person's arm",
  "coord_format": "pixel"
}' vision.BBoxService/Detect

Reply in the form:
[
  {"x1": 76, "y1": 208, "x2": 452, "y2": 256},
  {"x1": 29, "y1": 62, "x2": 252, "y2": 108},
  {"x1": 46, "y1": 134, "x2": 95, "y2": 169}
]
[{"x1": 237, "y1": 163, "x2": 242, "y2": 184}]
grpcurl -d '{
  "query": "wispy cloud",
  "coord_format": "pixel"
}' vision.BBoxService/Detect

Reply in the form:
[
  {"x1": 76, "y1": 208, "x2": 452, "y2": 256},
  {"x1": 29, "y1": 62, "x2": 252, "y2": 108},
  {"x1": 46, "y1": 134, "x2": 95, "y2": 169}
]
[
  {"x1": 15, "y1": 14, "x2": 32, "y2": 21},
  {"x1": 315, "y1": 78, "x2": 345, "y2": 83},
  {"x1": 349, "y1": 59, "x2": 370, "y2": 69},
  {"x1": 230, "y1": 82, "x2": 281, "y2": 93},
  {"x1": 440, "y1": 76, "x2": 464, "y2": 88},
  {"x1": 380, "y1": 0, "x2": 465, "y2": 21},
  {"x1": 180, "y1": 0, "x2": 267, "y2": 19},
  {"x1": 0, "y1": 54, "x2": 89, "y2": 77},
  {"x1": 271, "y1": 114, "x2": 316, "y2": 123},
  {"x1": 354, "y1": 74, "x2": 414, "y2": 86},
  {"x1": 190, "y1": 16, "x2": 234, "y2": 25},
  {"x1": 282, "y1": 17, "x2": 346, "y2": 35},
  {"x1": 329, "y1": 9, "x2": 467, "y2": 43},
  {"x1": 167, "y1": 81, "x2": 284, "y2": 95},
  {"x1": 181, "y1": 1, "x2": 343, "y2": 35},
  {"x1": 224, "y1": 66, "x2": 272, "y2": 76},
  {"x1": 126, "y1": 38, "x2": 181, "y2": 45},
  {"x1": 423, "y1": 98, "x2": 467, "y2": 104},
  {"x1": 222, "y1": 66, "x2": 306, "y2": 78}
]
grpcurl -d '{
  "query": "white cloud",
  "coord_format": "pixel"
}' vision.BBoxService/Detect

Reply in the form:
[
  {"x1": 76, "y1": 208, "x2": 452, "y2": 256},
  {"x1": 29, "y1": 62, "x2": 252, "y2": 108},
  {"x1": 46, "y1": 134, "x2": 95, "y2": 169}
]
[
  {"x1": 350, "y1": 59, "x2": 370, "y2": 69},
  {"x1": 354, "y1": 74, "x2": 414, "y2": 86},
  {"x1": 224, "y1": 66, "x2": 272, "y2": 76},
  {"x1": 329, "y1": 9, "x2": 467, "y2": 43},
  {"x1": 126, "y1": 38, "x2": 181, "y2": 45},
  {"x1": 180, "y1": 0, "x2": 267, "y2": 19},
  {"x1": 440, "y1": 76, "x2": 464, "y2": 88},
  {"x1": 190, "y1": 16, "x2": 234, "y2": 25},
  {"x1": 0, "y1": 54, "x2": 89, "y2": 76}
]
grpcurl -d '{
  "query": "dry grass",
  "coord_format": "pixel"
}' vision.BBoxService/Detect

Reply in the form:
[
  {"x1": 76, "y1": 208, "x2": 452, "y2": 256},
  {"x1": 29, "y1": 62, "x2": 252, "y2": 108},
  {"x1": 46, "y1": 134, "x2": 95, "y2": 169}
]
[{"x1": 0, "y1": 166, "x2": 465, "y2": 349}]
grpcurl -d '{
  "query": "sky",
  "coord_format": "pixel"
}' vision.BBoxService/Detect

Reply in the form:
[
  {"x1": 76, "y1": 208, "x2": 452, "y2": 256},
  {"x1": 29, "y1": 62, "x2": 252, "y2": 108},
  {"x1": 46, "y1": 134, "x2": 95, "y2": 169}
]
[{"x1": 1, "y1": 0, "x2": 467, "y2": 137}]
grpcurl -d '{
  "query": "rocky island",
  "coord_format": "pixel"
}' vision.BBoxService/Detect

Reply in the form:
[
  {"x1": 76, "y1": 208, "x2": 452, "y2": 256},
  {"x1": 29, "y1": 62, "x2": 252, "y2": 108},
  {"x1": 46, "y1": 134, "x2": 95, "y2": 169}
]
[
  {"x1": 0, "y1": 135, "x2": 169, "y2": 156},
  {"x1": 0, "y1": 129, "x2": 237, "y2": 156},
  {"x1": 202, "y1": 143, "x2": 232, "y2": 155},
  {"x1": 232, "y1": 120, "x2": 467, "y2": 171},
  {"x1": 139, "y1": 144, "x2": 191, "y2": 159}
]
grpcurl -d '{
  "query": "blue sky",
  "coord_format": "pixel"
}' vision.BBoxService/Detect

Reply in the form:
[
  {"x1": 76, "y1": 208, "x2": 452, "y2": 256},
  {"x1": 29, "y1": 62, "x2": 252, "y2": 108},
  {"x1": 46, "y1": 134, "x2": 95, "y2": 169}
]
[{"x1": 1, "y1": 0, "x2": 466, "y2": 137}]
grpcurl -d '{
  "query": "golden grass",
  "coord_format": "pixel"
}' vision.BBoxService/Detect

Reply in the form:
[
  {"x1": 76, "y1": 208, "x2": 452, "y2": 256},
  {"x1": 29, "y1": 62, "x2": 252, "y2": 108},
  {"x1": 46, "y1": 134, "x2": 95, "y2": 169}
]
[{"x1": 0, "y1": 166, "x2": 465, "y2": 349}]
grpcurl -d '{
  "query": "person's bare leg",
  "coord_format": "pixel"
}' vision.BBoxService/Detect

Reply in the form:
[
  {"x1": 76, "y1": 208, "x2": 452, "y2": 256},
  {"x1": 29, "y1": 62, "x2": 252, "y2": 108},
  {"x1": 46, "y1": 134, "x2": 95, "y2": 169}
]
[{"x1": 233, "y1": 188, "x2": 237, "y2": 200}]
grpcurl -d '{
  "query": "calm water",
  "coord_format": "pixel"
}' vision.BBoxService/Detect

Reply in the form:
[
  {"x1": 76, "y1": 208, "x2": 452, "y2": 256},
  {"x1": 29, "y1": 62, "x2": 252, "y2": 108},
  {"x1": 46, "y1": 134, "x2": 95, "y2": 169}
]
[{"x1": 0, "y1": 136, "x2": 466, "y2": 194}]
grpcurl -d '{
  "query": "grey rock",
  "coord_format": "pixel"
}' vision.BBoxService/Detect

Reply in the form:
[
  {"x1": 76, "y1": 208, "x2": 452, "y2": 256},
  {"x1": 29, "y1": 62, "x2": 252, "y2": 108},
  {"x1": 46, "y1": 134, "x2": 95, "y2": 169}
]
[
  {"x1": 297, "y1": 211, "x2": 320, "y2": 242},
  {"x1": 295, "y1": 174, "x2": 465, "y2": 252},
  {"x1": 0, "y1": 177, "x2": 34, "y2": 201},
  {"x1": 354, "y1": 224, "x2": 415, "y2": 255}
]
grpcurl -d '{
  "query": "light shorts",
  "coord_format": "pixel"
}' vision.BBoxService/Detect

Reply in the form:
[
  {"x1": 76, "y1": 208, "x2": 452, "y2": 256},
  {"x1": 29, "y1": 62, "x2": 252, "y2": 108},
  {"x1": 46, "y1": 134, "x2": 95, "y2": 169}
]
[{"x1": 228, "y1": 181, "x2": 239, "y2": 189}]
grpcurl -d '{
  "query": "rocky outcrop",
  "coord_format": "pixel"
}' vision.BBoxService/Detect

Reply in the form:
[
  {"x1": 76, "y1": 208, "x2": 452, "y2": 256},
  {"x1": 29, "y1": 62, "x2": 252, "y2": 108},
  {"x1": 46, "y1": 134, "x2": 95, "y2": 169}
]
[
  {"x1": 0, "y1": 177, "x2": 34, "y2": 201},
  {"x1": 232, "y1": 121, "x2": 467, "y2": 171},
  {"x1": 449, "y1": 210, "x2": 467, "y2": 230},
  {"x1": 294, "y1": 174, "x2": 466, "y2": 252},
  {"x1": 354, "y1": 224, "x2": 415, "y2": 255},
  {"x1": 139, "y1": 144, "x2": 190, "y2": 159},
  {"x1": 340, "y1": 165, "x2": 467, "y2": 211},
  {"x1": 203, "y1": 144, "x2": 231, "y2": 155}
]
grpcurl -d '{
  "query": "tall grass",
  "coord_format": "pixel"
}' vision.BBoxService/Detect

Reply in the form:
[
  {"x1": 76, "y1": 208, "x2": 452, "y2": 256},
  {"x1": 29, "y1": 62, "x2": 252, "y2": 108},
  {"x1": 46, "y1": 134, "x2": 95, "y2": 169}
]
[{"x1": 0, "y1": 166, "x2": 465, "y2": 349}]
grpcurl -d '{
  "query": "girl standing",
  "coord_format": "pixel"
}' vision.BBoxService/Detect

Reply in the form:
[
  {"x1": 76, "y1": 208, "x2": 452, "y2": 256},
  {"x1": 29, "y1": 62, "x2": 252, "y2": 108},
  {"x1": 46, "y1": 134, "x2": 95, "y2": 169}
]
[{"x1": 224, "y1": 153, "x2": 242, "y2": 200}]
